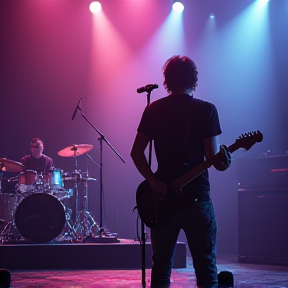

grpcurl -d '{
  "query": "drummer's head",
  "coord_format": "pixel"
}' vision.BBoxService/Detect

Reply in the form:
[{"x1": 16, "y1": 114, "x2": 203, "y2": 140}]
[{"x1": 30, "y1": 138, "x2": 44, "y2": 158}]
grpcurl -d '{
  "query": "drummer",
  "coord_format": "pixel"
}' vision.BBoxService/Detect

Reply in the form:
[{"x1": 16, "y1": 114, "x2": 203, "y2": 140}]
[{"x1": 21, "y1": 138, "x2": 54, "y2": 171}]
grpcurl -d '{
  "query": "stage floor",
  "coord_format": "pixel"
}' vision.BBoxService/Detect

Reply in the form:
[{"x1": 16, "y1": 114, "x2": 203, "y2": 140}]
[{"x1": 2, "y1": 255, "x2": 288, "y2": 287}]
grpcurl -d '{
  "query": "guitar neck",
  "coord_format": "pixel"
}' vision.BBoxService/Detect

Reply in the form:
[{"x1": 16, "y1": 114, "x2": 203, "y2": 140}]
[{"x1": 172, "y1": 143, "x2": 237, "y2": 191}]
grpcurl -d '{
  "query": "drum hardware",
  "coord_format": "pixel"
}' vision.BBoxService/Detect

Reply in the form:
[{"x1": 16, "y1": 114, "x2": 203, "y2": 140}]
[
  {"x1": 58, "y1": 143, "x2": 100, "y2": 242},
  {"x1": 0, "y1": 192, "x2": 26, "y2": 244},
  {"x1": 58, "y1": 144, "x2": 94, "y2": 239},
  {"x1": 0, "y1": 174, "x2": 73, "y2": 244},
  {"x1": 47, "y1": 188, "x2": 73, "y2": 201},
  {"x1": 72, "y1": 177, "x2": 99, "y2": 241},
  {"x1": 62, "y1": 173, "x2": 99, "y2": 241},
  {"x1": 0, "y1": 218, "x2": 5, "y2": 236},
  {"x1": 0, "y1": 221, "x2": 26, "y2": 244},
  {"x1": 54, "y1": 205, "x2": 76, "y2": 243}
]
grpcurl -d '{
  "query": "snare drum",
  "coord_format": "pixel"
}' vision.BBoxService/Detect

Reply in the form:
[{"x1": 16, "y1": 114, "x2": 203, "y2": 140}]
[
  {"x1": 18, "y1": 170, "x2": 37, "y2": 193},
  {"x1": 44, "y1": 169, "x2": 63, "y2": 190}
]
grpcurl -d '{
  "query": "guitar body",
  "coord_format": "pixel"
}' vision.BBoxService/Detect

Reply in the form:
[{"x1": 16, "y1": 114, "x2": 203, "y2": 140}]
[
  {"x1": 136, "y1": 180, "x2": 174, "y2": 228},
  {"x1": 135, "y1": 131, "x2": 263, "y2": 228}
]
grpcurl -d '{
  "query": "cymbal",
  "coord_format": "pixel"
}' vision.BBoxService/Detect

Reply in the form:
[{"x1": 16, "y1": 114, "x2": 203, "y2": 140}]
[
  {"x1": 58, "y1": 144, "x2": 93, "y2": 157},
  {"x1": 0, "y1": 158, "x2": 24, "y2": 173},
  {"x1": 83, "y1": 177, "x2": 97, "y2": 181},
  {"x1": 63, "y1": 176, "x2": 97, "y2": 181}
]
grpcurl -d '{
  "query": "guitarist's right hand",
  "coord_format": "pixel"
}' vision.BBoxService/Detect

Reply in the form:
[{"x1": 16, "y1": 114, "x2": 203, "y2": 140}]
[{"x1": 147, "y1": 175, "x2": 168, "y2": 202}]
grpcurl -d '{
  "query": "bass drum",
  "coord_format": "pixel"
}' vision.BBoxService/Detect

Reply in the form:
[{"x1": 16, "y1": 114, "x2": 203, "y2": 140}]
[{"x1": 15, "y1": 193, "x2": 66, "y2": 243}]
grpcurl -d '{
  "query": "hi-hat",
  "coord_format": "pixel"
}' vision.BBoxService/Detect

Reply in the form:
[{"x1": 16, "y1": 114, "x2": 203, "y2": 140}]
[
  {"x1": 0, "y1": 158, "x2": 24, "y2": 172},
  {"x1": 58, "y1": 144, "x2": 93, "y2": 157}
]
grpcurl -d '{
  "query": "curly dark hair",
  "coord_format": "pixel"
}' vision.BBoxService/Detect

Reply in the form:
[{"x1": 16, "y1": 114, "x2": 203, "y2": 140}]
[{"x1": 163, "y1": 55, "x2": 198, "y2": 93}]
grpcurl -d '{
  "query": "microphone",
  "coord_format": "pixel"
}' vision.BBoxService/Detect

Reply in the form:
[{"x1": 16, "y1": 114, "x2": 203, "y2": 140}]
[
  {"x1": 72, "y1": 97, "x2": 82, "y2": 120},
  {"x1": 137, "y1": 84, "x2": 158, "y2": 93}
]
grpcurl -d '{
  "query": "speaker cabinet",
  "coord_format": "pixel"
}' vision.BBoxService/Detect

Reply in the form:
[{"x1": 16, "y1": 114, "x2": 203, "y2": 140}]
[{"x1": 238, "y1": 187, "x2": 288, "y2": 265}]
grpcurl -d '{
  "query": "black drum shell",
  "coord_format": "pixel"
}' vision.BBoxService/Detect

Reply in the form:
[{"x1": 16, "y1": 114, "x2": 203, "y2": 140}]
[{"x1": 15, "y1": 193, "x2": 66, "y2": 243}]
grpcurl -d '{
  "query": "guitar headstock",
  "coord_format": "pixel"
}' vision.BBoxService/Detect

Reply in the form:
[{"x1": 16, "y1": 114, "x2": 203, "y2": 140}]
[{"x1": 235, "y1": 130, "x2": 263, "y2": 151}]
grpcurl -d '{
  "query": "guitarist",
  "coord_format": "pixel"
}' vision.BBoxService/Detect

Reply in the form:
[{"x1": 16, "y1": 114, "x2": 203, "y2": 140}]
[{"x1": 131, "y1": 55, "x2": 231, "y2": 287}]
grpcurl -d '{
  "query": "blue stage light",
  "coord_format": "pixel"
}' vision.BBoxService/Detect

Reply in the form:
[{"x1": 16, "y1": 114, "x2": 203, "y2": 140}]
[{"x1": 172, "y1": 2, "x2": 184, "y2": 13}]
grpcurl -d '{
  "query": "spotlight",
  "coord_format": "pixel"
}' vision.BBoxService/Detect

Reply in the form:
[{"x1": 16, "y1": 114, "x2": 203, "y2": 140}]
[
  {"x1": 90, "y1": 1, "x2": 102, "y2": 13},
  {"x1": 172, "y1": 2, "x2": 184, "y2": 13},
  {"x1": 210, "y1": 13, "x2": 215, "y2": 19}
]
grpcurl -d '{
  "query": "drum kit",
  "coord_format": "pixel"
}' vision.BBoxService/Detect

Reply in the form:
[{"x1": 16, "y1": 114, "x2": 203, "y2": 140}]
[{"x1": 0, "y1": 144, "x2": 104, "y2": 244}]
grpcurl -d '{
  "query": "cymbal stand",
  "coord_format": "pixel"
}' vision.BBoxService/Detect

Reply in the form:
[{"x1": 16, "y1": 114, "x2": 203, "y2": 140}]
[
  {"x1": 69, "y1": 145, "x2": 81, "y2": 241},
  {"x1": 71, "y1": 146, "x2": 99, "y2": 241},
  {"x1": 73, "y1": 177, "x2": 99, "y2": 241},
  {"x1": 55, "y1": 148, "x2": 78, "y2": 242},
  {"x1": 76, "y1": 103, "x2": 125, "y2": 242}
]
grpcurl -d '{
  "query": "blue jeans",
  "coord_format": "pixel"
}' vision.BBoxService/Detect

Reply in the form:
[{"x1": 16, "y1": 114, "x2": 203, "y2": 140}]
[{"x1": 150, "y1": 200, "x2": 218, "y2": 287}]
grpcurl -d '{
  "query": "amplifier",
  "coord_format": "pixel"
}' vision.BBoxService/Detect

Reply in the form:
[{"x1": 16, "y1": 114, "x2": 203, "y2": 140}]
[
  {"x1": 238, "y1": 187, "x2": 288, "y2": 265},
  {"x1": 236, "y1": 154, "x2": 288, "y2": 188}
]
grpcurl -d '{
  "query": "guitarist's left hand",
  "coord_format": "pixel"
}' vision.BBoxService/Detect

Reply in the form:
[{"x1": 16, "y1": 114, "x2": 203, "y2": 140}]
[{"x1": 147, "y1": 175, "x2": 168, "y2": 202}]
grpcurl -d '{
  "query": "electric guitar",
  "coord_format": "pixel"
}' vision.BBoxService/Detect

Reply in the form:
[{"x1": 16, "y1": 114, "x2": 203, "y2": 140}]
[{"x1": 136, "y1": 131, "x2": 263, "y2": 228}]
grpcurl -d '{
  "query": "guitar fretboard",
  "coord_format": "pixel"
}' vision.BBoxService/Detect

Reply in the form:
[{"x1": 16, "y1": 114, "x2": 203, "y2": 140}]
[{"x1": 172, "y1": 142, "x2": 238, "y2": 191}]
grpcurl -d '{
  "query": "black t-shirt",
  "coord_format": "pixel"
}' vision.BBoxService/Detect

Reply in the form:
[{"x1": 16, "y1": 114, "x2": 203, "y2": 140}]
[
  {"x1": 137, "y1": 94, "x2": 222, "y2": 198},
  {"x1": 21, "y1": 154, "x2": 54, "y2": 171}
]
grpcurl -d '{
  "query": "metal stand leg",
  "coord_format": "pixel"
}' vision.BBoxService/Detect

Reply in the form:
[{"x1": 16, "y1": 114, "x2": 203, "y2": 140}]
[
  {"x1": 73, "y1": 178, "x2": 100, "y2": 241},
  {"x1": 54, "y1": 205, "x2": 77, "y2": 243},
  {"x1": 0, "y1": 192, "x2": 24, "y2": 244}
]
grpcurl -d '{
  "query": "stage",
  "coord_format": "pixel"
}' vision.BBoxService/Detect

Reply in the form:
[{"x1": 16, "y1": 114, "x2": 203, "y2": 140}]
[{"x1": 0, "y1": 239, "x2": 186, "y2": 270}]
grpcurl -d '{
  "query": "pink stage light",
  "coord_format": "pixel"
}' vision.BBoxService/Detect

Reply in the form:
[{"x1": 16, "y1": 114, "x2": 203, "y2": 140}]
[{"x1": 90, "y1": 1, "x2": 102, "y2": 13}]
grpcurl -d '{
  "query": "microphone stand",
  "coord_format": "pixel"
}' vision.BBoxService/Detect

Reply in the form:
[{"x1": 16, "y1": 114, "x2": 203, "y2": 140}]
[
  {"x1": 140, "y1": 88, "x2": 154, "y2": 287},
  {"x1": 76, "y1": 106, "x2": 125, "y2": 242}
]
